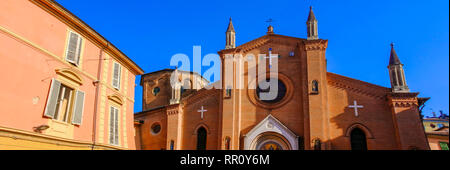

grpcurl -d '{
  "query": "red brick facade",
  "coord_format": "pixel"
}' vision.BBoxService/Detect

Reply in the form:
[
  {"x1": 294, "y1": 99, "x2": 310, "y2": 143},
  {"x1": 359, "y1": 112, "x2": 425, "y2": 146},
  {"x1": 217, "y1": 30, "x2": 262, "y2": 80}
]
[{"x1": 134, "y1": 10, "x2": 429, "y2": 150}]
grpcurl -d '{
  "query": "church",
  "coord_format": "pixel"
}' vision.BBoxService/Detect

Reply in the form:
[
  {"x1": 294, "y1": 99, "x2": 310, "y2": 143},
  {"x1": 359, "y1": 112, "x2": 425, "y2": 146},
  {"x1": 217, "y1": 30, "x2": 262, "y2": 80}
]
[{"x1": 134, "y1": 7, "x2": 430, "y2": 150}]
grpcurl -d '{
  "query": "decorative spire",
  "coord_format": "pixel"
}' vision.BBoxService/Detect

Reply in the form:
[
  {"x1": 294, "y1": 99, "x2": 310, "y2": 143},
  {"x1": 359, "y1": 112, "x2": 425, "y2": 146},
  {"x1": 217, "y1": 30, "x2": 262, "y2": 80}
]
[
  {"x1": 389, "y1": 43, "x2": 402, "y2": 65},
  {"x1": 307, "y1": 6, "x2": 317, "y2": 22},
  {"x1": 226, "y1": 17, "x2": 235, "y2": 33},
  {"x1": 306, "y1": 6, "x2": 318, "y2": 40},
  {"x1": 387, "y1": 43, "x2": 409, "y2": 93},
  {"x1": 225, "y1": 17, "x2": 236, "y2": 49}
]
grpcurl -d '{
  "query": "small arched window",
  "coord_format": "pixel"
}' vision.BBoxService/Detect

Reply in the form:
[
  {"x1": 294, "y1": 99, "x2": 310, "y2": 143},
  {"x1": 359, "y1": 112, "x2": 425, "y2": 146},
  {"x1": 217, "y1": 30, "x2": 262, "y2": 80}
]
[
  {"x1": 197, "y1": 127, "x2": 207, "y2": 150},
  {"x1": 153, "y1": 87, "x2": 160, "y2": 96},
  {"x1": 225, "y1": 86, "x2": 232, "y2": 98},
  {"x1": 182, "y1": 79, "x2": 191, "y2": 93},
  {"x1": 311, "y1": 80, "x2": 319, "y2": 94},
  {"x1": 170, "y1": 140, "x2": 175, "y2": 150},
  {"x1": 225, "y1": 137, "x2": 231, "y2": 150},
  {"x1": 314, "y1": 139, "x2": 321, "y2": 150}
]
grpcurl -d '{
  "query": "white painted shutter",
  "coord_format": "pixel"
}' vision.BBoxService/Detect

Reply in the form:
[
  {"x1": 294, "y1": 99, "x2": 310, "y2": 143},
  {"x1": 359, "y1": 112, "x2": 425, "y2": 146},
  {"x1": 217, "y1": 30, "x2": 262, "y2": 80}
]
[
  {"x1": 66, "y1": 32, "x2": 79, "y2": 64},
  {"x1": 112, "y1": 62, "x2": 121, "y2": 89},
  {"x1": 75, "y1": 36, "x2": 83, "y2": 65},
  {"x1": 44, "y1": 79, "x2": 61, "y2": 118},
  {"x1": 71, "y1": 90, "x2": 85, "y2": 125},
  {"x1": 114, "y1": 108, "x2": 119, "y2": 145},
  {"x1": 109, "y1": 107, "x2": 115, "y2": 144}
]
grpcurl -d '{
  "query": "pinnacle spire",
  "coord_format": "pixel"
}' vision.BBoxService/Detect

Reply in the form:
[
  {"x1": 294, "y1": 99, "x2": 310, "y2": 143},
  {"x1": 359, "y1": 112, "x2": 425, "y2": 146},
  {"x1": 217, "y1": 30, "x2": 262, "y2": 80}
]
[
  {"x1": 306, "y1": 6, "x2": 318, "y2": 40},
  {"x1": 307, "y1": 6, "x2": 317, "y2": 22},
  {"x1": 389, "y1": 43, "x2": 402, "y2": 65},
  {"x1": 388, "y1": 43, "x2": 409, "y2": 93},
  {"x1": 226, "y1": 17, "x2": 235, "y2": 32},
  {"x1": 225, "y1": 17, "x2": 236, "y2": 49}
]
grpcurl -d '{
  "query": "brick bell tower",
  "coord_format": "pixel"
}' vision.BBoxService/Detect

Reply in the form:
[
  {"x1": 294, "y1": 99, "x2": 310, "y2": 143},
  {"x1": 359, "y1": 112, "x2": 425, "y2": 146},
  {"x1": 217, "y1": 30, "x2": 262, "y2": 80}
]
[
  {"x1": 387, "y1": 43, "x2": 429, "y2": 150},
  {"x1": 303, "y1": 6, "x2": 331, "y2": 150}
]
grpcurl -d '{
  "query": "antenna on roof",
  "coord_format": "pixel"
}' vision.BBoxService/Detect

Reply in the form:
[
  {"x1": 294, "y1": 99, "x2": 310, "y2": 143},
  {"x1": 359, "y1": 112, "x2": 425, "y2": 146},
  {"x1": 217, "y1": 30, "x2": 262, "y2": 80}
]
[{"x1": 266, "y1": 18, "x2": 275, "y2": 25}]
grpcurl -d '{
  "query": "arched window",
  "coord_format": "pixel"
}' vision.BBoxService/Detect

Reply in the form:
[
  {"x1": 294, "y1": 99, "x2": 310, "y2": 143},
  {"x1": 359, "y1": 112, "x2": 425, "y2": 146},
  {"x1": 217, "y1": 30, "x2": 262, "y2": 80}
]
[
  {"x1": 169, "y1": 140, "x2": 175, "y2": 150},
  {"x1": 313, "y1": 139, "x2": 321, "y2": 150},
  {"x1": 153, "y1": 87, "x2": 160, "y2": 96},
  {"x1": 350, "y1": 128, "x2": 367, "y2": 150},
  {"x1": 225, "y1": 86, "x2": 232, "y2": 97},
  {"x1": 224, "y1": 137, "x2": 231, "y2": 150},
  {"x1": 311, "y1": 80, "x2": 319, "y2": 94},
  {"x1": 196, "y1": 127, "x2": 207, "y2": 150},
  {"x1": 182, "y1": 79, "x2": 191, "y2": 94}
]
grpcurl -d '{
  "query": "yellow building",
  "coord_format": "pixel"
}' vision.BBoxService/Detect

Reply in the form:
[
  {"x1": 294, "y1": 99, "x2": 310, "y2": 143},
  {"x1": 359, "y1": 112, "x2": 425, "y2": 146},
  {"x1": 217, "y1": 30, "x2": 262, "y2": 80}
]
[{"x1": 423, "y1": 114, "x2": 449, "y2": 150}]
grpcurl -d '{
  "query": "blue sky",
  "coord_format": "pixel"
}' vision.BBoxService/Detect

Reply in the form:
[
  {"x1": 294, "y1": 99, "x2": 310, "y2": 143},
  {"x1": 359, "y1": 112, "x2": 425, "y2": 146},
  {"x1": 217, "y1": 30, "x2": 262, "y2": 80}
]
[{"x1": 56, "y1": 0, "x2": 449, "y2": 117}]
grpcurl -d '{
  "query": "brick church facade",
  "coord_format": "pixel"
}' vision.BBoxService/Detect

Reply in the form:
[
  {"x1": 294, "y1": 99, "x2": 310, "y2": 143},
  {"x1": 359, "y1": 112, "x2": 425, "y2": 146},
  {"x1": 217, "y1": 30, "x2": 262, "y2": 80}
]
[{"x1": 134, "y1": 7, "x2": 430, "y2": 150}]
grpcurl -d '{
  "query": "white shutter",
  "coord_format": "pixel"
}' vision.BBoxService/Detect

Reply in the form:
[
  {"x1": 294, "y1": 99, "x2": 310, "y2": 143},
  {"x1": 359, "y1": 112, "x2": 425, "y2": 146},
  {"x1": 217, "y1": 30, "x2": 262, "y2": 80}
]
[
  {"x1": 66, "y1": 32, "x2": 79, "y2": 64},
  {"x1": 71, "y1": 90, "x2": 85, "y2": 125},
  {"x1": 117, "y1": 65, "x2": 121, "y2": 89},
  {"x1": 75, "y1": 36, "x2": 83, "y2": 65},
  {"x1": 114, "y1": 108, "x2": 119, "y2": 145},
  {"x1": 109, "y1": 107, "x2": 115, "y2": 145},
  {"x1": 112, "y1": 62, "x2": 121, "y2": 89},
  {"x1": 44, "y1": 79, "x2": 61, "y2": 118}
]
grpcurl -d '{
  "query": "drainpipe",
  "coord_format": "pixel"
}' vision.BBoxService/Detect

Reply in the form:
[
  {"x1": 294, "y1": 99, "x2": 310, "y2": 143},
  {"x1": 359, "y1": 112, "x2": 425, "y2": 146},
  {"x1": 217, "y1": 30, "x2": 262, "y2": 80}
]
[{"x1": 92, "y1": 43, "x2": 109, "y2": 150}]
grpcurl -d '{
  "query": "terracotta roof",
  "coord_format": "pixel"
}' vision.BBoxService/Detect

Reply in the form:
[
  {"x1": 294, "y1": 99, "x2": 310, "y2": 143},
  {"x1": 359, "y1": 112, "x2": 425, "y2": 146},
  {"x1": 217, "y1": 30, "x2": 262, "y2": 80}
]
[{"x1": 140, "y1": 68, "x2": 210, "y2": 85}]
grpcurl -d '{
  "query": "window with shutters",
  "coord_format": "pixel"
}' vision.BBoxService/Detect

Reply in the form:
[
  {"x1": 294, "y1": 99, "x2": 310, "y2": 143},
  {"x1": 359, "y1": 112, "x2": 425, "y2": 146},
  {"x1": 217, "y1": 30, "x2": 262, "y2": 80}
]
[
  {"x1": 44, "y1": 79, "x2": 85, "y2": 125},
  {"x1": 440, "y1": 142, "x2": 449, "y2": 150},
  {"x1": 65, "y1": 31, "x2": 83, "y2": 66},
  {"x1": 112, "y1": 62, "x2": 122, "y2": 90},
  {"x1": 109, "y1": 106, "x2": 120, "y2": 145}
]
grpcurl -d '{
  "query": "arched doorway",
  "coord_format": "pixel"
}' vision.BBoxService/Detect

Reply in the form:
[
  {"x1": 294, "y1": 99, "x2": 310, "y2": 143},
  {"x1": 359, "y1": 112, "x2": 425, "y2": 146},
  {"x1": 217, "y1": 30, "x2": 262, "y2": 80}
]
[
  {"x1": 253, "y1": 132, "x2": 291, "y2": 150},
  {"x1": 196, "y1": 127, "x2": 207, "y2": 150},
  {"x1": 350, "y1": 128, "x2": 367, "y2": 150}
]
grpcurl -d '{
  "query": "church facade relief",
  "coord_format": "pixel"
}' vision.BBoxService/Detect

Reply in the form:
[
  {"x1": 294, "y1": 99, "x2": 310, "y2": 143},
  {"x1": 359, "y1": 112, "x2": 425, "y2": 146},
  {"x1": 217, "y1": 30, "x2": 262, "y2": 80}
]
[{"x1": 244, "y1": 115, "x2": 299, "y2": 150}]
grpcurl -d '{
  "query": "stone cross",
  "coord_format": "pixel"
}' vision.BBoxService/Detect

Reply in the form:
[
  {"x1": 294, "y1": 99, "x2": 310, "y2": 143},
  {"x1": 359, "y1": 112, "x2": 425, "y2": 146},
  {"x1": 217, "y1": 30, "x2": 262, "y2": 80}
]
[
  {"x1": 348, "y1": 100, "x2": 364, "y2": 117},
  {"x1": 197, "y1": 106, "x2": 207, "y2": 119}
]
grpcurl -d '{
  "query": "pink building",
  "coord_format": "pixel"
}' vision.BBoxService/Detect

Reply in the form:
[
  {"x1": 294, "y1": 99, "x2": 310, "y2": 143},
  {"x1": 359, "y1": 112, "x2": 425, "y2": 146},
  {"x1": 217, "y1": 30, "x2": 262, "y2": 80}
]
[{"x1": 0, "y1": 0, "x2": 144, "y2": 150}]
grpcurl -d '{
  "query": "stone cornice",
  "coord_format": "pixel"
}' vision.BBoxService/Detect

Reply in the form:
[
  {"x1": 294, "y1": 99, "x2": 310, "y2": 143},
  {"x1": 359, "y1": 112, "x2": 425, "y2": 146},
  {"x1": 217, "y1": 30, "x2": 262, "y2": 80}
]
[
  {"x1": 0, "y1": 126, "x2": 127, "y2": 150},
  {"x1": 218, "y1": 34, "x2": 307, "y2": 56},
  {"x1": 304, "y1": 39, "x2": 328, "y2": 51},
  {"x1": 166, "y1": 104, "x2": 182, "y2": 115},
  {"x1": 387, "y1": 92, "x2": 420, "y2": 107},
  {"x1": 327, "y1": 72, "x2": 390, "y2": 100}
]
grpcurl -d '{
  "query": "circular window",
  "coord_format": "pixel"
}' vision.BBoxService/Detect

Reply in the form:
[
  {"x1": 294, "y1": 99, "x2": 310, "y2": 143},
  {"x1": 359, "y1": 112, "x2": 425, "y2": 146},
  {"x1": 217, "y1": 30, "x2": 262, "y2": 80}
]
[
  {"x1": 151, "y1": 123, "x2": 161, "y2": 135},
  {"x1": 256, "y1": 78, "x2": 287, "y2": 104},
  {"x1": 153, "y1": 87, "x2": 160, "y2": 96},
  {"x1": 247, "y1": 73, "x2": 294, "y2": 109}
]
